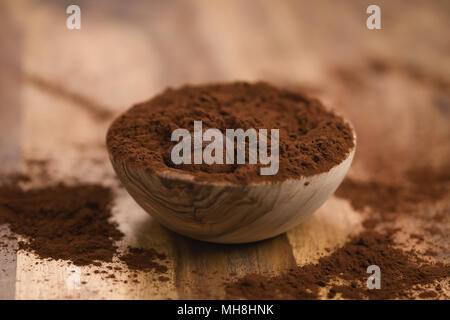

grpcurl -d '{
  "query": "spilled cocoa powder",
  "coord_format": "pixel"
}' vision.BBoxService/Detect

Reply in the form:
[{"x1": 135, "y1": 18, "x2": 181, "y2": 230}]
[
  {"x1": 0, "y1": 179, "x2": 168, "y2": 279},
  {"x1": 120, "y1": 247, "x2": 168, "y2": 275},
  {"x1": 226, "y1": 231, "x2": 450, "y2": 300},
  {"x1": 0, "y1": 183, "x2": 122, "y2": 265},
  {"x1": 336, "y1": 166, "x2": 449, "y2": 219},
  {"x1": 106, "y1": 82, "x2": 354, "y2": 184},
  {"x1": 225, "y1": 165, "x2": 450, "y2": 299}
]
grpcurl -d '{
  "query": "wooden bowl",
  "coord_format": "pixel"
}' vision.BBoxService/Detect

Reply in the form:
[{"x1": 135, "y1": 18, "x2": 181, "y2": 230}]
[{"x1": 108, "y1": 127, "x2": 356, "y2": 244}]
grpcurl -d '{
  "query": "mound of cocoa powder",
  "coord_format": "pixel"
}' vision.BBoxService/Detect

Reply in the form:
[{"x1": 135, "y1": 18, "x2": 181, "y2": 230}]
[
  {"x1": 0, "y1": 183, "x2": 123, "y2": 265},
  {"x1": 106, "y1": 82, "x2": 354, "y2": 184},
  {"x1": 0, "y1": 180, "x2": 168, "y2": 277},
  {"x1": 225, "y1": 165, "x2": 450, "y2": 299},
  {"x1": 225, "y1": 230, "x2": 450, "y2": 300}
]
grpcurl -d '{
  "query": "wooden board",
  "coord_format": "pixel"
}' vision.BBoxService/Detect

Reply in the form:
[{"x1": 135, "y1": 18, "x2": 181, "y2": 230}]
[{"x1": 0, "y1": 0, "x2": 449, "y2": 299}]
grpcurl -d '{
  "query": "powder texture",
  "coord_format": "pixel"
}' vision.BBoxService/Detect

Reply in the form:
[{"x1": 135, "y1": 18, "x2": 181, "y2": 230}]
[
  {"x1": 225, "y1": 231, "x2": 450, "y2": 300},
  {"x1": 0, "y1": 183, "x2": 123, "y2": 266},
  {"x1": 335, "y1": 166, "x2": 449, "y2": 216},
  {"x1": 335, "y1": 166, "x2": 449, "y2": 229},
  {"x1": 0, "y1": 176, "x2": 170, "y2": 286},
  {"x1": 120, "y1": 247, "x2": 168, "y2": 274},
  {"x1": 225, "y1": 165, "x2": 450, "y2": 299},
  {"x1": 106, "y1": 82, "x2": 354, "y2": 184}
]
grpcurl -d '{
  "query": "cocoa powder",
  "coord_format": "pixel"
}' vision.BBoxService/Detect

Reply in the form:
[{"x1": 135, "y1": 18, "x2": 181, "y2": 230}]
[
  {"x1": 225, "y1": 230, "x2": 450, "y2": 300},
  {"x1": 335, "y1": 165, "x2": 450, "y2": 230},
  {"x1": 0, "y1": 182, "x2": 123, "y2": 265},
  {"x1": 120, "y1": 247, "x2": 168, "y2": 274},
  {"x1": 106, "y1": 82, "x2": 354, "y2": 184},
  {"x1": 335, "y1": 166, "x2": 449, "y2": 219},
  {"x1": 225, "y1": 165, "x2": 450, "y2": 299},
  {"x1": 0, "y1": 180, "x2": 168, "y2": 277}
]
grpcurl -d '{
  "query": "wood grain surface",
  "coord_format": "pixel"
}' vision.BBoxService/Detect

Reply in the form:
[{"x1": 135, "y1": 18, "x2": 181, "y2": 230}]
[{"x1": 0, "y1": 0, "x2": 449, "y2": 299}]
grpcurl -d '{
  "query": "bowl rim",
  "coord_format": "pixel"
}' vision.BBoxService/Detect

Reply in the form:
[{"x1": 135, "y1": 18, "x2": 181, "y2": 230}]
[
  {"x1": 110, "y1": 124, "x2": 356, "y2": 188},
  {"x1": 108, "y1": 105, "x2": 357, "y2": 188}
]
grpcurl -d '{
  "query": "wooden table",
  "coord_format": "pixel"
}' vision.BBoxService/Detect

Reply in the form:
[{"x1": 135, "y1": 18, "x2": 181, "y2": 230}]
[{"x1": 0, "y1": 0, "x2": 448, "y2": 299}]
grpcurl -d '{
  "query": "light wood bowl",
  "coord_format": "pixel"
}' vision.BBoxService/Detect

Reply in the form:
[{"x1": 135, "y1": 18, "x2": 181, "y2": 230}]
[{"x1": 108, "y1": 127, "x2": 356, "y2": 244}]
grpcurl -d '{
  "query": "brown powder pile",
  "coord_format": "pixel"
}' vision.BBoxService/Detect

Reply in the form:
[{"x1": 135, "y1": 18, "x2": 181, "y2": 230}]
[
  {"x1": 226, "y1": 231, "x2": 449, "y2": 300},
  {"x1": 225, "y1": 165, "x2": 450, "y2": 299},
  {"x1": 120, "y1": 247, "x2": 168, "y2": 274},
  {"x1": 336, "y1": 166, "x2": 449, "y2": 216},
  {"x1": 106, "y1": 82, "x2": 354, "y2": 184},
  {"x1": 0, "y1": 183, "x2": 123, "y2": 265},
  {"x1": 335, "y1": 166, "x2": 449, "y2": 228},
  {"x1": 0, "y1": 178, "x2": 169, "y2": 281}
]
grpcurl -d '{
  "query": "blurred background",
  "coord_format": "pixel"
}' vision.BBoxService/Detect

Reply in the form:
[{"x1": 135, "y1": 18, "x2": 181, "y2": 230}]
[
  {"x1": 1, "y1": 0, "x2": 449, "y2": 180},
  {"x1": 0, "y1": 0, "x2": 450, "y2": 180}
]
